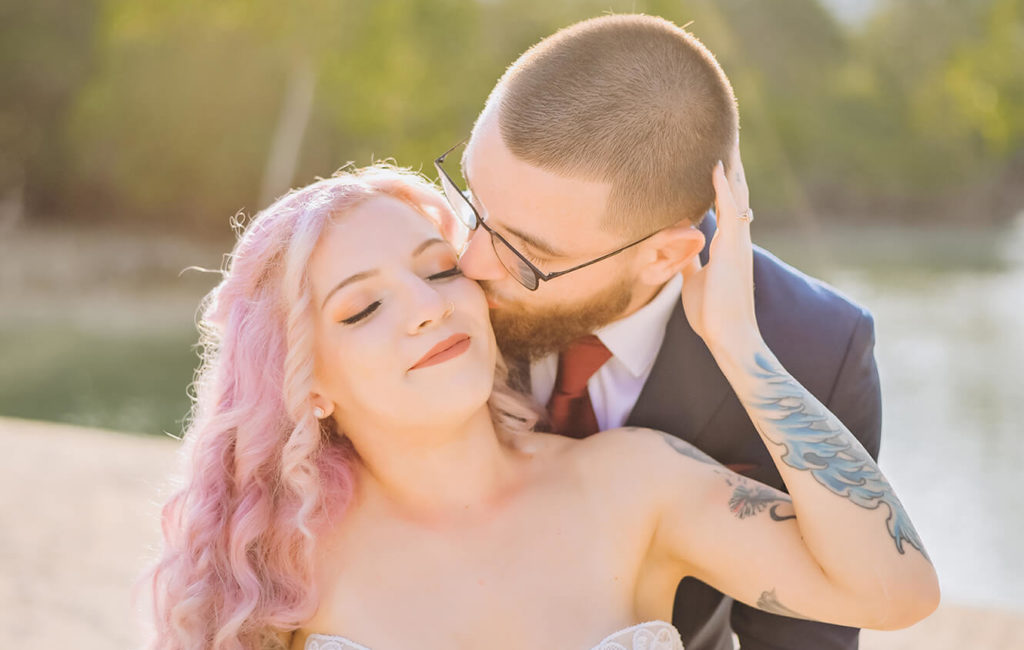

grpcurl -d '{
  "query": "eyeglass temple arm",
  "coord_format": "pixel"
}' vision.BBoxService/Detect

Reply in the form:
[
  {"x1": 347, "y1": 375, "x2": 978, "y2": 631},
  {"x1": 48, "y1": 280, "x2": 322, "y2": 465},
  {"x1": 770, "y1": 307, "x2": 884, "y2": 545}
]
[{"x1": 536, "y1": 230, "x2": 661, "y2": 281}]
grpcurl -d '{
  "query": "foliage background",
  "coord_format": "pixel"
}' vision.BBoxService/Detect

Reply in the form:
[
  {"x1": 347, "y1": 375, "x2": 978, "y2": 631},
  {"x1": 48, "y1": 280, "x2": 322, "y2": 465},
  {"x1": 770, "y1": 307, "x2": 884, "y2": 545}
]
[{"x1": 3, "y1": 0, "x2": 1022, "y2": 237}]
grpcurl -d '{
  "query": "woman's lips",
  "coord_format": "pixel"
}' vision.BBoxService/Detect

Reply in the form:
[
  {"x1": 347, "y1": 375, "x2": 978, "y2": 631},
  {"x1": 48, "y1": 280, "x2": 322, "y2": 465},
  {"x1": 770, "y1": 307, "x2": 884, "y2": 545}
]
[{"x1": 410, "y1": 334, "x2": 471, "y2": 370}]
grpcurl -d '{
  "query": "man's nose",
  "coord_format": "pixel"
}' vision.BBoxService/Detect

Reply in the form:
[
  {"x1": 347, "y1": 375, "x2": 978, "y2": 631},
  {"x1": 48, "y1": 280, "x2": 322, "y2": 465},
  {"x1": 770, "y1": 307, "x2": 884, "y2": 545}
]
[{"x1": 459, "y1": 228, "x2": 508, "y2": 282}]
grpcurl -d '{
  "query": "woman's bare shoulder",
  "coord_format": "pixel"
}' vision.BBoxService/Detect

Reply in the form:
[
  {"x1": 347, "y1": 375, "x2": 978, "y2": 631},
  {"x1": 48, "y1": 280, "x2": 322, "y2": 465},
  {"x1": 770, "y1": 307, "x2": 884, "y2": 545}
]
[
  {"x1": 510, "y1": 429, "x2": 576, "y2": 455},
  {"x1": 511, "y1": 428, "x2": 665, "y2": 464},
  {"x1": 576, "y1": 427, "x2": 718, "y2": 464},
  {"x1": 512, "y1": 427, "x2": 723, "y2": 486},
  {"x1": 571, "y1": 428, "x2": 729, "y2": 495}
]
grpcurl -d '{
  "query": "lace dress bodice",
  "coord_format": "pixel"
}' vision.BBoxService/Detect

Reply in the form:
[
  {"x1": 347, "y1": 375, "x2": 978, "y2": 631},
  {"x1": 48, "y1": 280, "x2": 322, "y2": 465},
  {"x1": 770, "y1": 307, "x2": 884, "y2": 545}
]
[{"x1": 304, "y1": 620, "x2": 684, "y2": 650}]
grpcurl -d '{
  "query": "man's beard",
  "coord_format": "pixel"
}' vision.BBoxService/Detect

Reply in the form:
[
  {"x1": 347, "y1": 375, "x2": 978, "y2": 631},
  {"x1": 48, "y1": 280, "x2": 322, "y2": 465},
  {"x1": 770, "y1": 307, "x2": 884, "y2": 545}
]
[{"x1": 485, "y1": 278, "x2": 633, "y2": 361}]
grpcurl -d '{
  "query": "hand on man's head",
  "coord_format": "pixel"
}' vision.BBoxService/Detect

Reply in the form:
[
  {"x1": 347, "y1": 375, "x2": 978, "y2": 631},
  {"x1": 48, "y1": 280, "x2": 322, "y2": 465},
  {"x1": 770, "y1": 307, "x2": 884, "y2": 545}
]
[{"x1": 724, "y1": 139, "x2": 750, "y2": 214}]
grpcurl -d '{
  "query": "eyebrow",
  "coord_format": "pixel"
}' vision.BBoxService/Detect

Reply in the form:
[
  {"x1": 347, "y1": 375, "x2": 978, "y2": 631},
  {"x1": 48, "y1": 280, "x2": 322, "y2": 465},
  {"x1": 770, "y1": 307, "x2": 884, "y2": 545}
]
[
  {"x1": 320, "y1": 238, "x2": 448, "y2": 309},
  {"x1": 463, "y1": 172, "x2": 568, "y2": 258},
  {"x1": 412, "y1": 237, "x2": 448, "y2": 257},
  {"x1": 501, "y1": 224, "x2": 567, "y2": 258}
]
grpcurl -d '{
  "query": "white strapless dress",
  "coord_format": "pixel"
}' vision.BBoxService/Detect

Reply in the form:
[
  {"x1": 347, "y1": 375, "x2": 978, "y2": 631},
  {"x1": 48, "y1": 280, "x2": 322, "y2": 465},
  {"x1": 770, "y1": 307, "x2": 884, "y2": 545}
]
[{"x1": 304, "y1": 620, "x2": 683, "y2": 650}]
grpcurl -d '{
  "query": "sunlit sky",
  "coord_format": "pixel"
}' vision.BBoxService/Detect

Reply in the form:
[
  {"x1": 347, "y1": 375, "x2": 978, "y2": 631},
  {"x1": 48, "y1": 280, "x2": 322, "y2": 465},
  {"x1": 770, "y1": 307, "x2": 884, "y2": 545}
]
[{"x1": 819, "y1": 0, "x2": 880, "y2": 26}]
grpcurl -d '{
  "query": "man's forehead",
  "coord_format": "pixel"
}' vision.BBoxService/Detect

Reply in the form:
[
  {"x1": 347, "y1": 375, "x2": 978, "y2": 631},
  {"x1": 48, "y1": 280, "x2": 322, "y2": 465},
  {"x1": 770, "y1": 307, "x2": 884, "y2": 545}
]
[{"x1": 463, "y1": 122, "x2": 614, "y2": 254}]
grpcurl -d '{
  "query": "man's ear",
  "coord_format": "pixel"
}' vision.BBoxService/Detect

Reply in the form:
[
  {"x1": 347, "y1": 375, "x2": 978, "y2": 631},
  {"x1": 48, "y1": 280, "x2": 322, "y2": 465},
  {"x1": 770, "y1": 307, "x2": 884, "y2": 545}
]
[{"x1": 637, "y1": 224, "x2": 706, "y2": 287}]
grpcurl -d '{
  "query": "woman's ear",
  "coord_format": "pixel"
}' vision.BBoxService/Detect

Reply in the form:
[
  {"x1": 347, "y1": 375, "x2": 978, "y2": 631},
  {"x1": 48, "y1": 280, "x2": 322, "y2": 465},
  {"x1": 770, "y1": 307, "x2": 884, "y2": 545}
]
[
  {"x1": 310, "y1": 392, "x2": 335, "y2": 420},
  {"x1": 637, "y1": 225, "x2": 706, "y2": 287}
]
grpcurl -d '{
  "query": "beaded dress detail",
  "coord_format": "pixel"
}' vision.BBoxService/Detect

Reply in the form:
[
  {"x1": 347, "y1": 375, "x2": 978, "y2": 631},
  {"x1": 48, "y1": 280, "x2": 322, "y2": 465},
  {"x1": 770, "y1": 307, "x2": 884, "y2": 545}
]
[{"x1": 304, "y1": 620, "x2": 683, "y2": 650}]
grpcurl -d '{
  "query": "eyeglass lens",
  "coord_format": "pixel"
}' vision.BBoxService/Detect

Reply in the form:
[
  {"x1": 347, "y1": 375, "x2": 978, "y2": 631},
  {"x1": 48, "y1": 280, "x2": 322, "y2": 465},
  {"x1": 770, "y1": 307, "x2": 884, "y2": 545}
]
[
  {"x1": 437, "y1": 171, "x2": 477, "y2": 231},
  {"x1": 493, "y1": 241, "x2": 539, "y2": 290},
  {"x1": 437, "y1": 162, "x2": 540, "y2": 290}
]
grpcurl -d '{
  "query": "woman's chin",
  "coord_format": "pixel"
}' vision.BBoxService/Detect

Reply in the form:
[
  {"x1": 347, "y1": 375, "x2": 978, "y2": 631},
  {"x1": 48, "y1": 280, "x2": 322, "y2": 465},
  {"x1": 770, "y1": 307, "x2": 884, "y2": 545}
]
[
  {"x1": 398, "y1": 341, "x2": 497, "y2": 419},
  {"x1": 411, "y1": 374, "x2": 494, "y2": 419}
]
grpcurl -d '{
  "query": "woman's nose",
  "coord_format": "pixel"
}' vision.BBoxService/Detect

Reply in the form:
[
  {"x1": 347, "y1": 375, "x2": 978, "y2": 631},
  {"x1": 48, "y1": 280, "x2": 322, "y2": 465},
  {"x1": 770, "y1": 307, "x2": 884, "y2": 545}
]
[
  {"x1": 458, "y1": 228, "x2": 508, "y2": 282},
  {"x1": 406, "y1": 281, "x2": 453, "y2": 334}
]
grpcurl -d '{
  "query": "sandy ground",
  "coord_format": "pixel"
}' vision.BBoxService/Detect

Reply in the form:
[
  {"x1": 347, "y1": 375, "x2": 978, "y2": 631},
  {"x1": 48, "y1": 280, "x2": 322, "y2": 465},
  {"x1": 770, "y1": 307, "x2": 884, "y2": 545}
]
[{"x1": 1, "y1": 416, "x2": 1021, "y2": 649}]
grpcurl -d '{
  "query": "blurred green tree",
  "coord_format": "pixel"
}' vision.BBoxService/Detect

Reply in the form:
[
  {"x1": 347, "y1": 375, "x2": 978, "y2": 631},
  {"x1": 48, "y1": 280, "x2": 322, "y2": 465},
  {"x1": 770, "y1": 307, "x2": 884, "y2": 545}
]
[
  {"x1": 0, "y1": 0, "x2": 99, "y2": 226},
  {"x1": 2, "y1": 0, "x2": 1020, "y2": 233}
]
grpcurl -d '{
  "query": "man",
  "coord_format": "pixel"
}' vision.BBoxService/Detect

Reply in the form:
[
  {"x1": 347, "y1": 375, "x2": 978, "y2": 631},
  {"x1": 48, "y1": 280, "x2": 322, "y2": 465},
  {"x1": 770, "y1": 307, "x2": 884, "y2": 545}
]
[{"x1": 434, "y1": 14, "x2": 881, "y2": 650}]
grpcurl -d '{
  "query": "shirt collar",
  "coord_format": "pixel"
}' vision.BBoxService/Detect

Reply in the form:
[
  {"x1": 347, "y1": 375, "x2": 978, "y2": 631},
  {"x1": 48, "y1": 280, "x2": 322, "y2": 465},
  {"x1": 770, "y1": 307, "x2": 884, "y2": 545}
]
[{"x1": 595, "y1": 273, "x2": 683, "y2": 378}]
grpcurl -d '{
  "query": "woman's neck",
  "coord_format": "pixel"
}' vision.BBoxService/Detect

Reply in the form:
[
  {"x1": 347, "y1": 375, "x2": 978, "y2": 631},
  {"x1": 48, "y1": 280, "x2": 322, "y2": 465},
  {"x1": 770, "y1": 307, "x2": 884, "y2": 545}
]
[{"x1": 351, "y1": 406, "x2": 523, "y2": 522}]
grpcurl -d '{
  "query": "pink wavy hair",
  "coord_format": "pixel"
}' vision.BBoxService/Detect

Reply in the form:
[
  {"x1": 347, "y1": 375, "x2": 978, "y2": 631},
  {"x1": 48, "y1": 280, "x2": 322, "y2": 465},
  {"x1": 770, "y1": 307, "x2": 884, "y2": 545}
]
[{"x1": 140, "y1": 165, "x2": 539, "y2": 650}]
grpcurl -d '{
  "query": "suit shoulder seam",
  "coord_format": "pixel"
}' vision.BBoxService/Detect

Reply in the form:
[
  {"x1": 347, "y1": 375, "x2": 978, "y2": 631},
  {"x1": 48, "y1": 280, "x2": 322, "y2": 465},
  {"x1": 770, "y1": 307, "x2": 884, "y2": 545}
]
[{"x1": 823, "y1": 307, "x2": 872, "y2": 406}]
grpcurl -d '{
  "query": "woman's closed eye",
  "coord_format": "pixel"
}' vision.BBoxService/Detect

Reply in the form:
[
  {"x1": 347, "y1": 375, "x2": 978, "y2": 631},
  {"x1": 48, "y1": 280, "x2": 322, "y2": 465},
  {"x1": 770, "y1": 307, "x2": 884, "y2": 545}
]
[
  {"x1": 340, "y1": 301, "x2": 381, "y2": 325},
  {"x1": 340, "y1": 266, "x2": 462, "y2": 325},
  {"x1": 427, "y1": 265, "x2": 463, "y2": 281}
]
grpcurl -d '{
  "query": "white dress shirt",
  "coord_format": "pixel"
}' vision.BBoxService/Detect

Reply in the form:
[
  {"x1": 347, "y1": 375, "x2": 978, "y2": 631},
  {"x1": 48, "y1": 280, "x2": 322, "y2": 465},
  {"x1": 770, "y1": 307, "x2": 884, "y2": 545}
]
[{"x1": 530, "y1": 273, "x2": 684, "y2": 431}]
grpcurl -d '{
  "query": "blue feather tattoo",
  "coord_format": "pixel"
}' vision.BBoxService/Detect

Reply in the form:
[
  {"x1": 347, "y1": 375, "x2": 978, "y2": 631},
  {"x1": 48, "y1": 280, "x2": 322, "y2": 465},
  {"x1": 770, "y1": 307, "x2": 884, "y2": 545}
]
[{"x1": 746, "y1": 352, "x2": 928, "y2": 559}]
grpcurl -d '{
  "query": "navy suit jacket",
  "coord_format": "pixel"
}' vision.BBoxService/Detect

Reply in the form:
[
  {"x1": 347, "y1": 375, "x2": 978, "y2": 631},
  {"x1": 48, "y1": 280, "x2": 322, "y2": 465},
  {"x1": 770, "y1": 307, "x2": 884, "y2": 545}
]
[{"x1": 622, "y1": 212, "x2": 883, "y2": 650}]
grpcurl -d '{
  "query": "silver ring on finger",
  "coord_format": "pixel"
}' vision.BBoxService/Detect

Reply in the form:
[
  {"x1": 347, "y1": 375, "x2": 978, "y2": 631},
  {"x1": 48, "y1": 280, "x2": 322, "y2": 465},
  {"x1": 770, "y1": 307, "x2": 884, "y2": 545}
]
[{"x1": 738, "y1": 208, "x2": 754, "y2": 223}]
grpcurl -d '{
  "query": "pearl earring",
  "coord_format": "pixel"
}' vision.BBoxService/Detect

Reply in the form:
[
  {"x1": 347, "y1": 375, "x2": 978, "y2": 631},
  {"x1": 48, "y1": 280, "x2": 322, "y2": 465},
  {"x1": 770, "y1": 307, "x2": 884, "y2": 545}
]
[{"x1": 313, "y1": 407, "x2": 325, "y2": 419}]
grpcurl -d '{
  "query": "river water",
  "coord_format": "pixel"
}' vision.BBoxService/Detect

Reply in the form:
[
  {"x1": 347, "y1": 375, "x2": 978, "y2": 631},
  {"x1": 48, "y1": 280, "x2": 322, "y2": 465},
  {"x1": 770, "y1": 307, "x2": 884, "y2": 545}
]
[{"x1": 761, "y1": 216, "x2": 1024, "y2": 610}]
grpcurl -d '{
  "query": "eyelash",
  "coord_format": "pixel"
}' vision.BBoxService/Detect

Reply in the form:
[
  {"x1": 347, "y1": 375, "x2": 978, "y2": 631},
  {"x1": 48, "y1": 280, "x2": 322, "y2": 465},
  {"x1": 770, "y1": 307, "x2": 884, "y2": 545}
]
[
  {"x1": 427, "y1": 266, "x2": 463, "y2": 281},
  {"x1": 339, "y1": 266, "x2": 463, "y2": 325},
  {"x1": 340, "y1": 302, "x2": 381, "y2": 325},
  {"x1": 465, "y1": 196, "x2": 547, "y2": 267},
  {"x1": 522, "y1": 250, "x2": 547, "y2": 267}
]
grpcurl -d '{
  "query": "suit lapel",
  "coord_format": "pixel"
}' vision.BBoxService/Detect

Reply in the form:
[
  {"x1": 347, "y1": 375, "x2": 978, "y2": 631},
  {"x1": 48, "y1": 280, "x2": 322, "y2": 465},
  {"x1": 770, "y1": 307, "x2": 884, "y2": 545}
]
[
  {"x1": 624, "y1": 300, "x2": 732, "y2": 445},
  {"x1": 624, "y1": 208, "x2": 730, "y2": 443}
]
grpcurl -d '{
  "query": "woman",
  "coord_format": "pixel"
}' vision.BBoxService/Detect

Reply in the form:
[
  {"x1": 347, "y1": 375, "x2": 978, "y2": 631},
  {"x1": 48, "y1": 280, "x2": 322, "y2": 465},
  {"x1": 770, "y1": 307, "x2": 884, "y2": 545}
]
[{"x1": 144, "y1": 160, "x2": 938, "y2": 650}]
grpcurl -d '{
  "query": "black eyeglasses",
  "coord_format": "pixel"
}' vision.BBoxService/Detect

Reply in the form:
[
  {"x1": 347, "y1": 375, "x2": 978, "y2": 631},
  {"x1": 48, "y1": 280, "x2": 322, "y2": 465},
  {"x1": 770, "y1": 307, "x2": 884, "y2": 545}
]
[{"x1": 433, "y1": 141, "x2": 660, "y2": 291}]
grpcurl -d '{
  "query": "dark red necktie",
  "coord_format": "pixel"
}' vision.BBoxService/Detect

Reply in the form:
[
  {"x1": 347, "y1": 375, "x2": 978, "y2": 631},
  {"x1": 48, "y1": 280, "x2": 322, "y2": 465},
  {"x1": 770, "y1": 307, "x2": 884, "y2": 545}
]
[{"x1": 546, "y1": 335, "x2": 613, "y2": 438}]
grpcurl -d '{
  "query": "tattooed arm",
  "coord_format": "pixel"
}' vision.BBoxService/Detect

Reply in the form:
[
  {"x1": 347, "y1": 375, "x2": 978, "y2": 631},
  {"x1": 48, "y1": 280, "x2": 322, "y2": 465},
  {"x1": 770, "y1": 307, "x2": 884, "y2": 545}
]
[
  {"x1": 638, "y1": 337, "x2": 937, "y2": 631},
  {"x1": 636, "y1": 145, "x2": 938, "y2": 631},
  {"x1": 634, "y1": 397, "x2": 937, "y2": 634}
]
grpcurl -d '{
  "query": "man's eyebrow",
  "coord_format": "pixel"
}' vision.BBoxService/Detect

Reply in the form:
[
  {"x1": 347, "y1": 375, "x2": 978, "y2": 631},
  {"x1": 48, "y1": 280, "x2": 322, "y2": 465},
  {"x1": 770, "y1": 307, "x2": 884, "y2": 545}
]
[
  {"x1": 320, "y1": 238, "x2": 449, "y2": 309},
  {"x1": 463, "y1": 173, "x2": 567, "y2": 258},
  {"x1": 501, "y1": 224, "x2": 567, "y2": 258}
]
